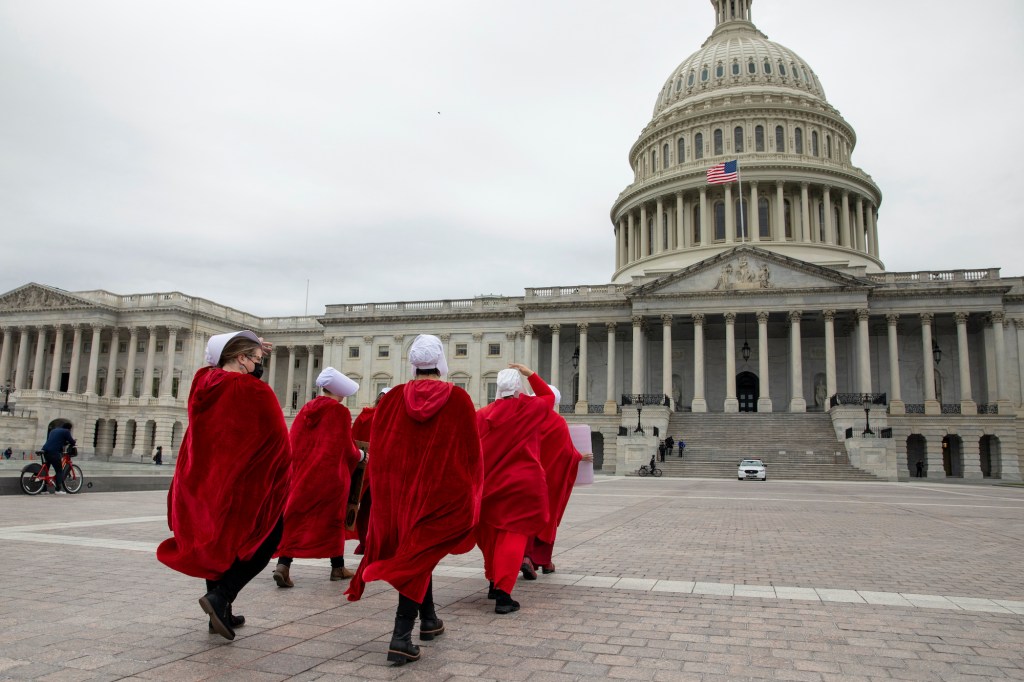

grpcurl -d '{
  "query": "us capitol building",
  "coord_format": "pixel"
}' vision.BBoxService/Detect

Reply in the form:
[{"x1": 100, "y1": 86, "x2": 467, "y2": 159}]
[{"x1": 1, "y1": 0, "x2": 1021, "y2": 481}]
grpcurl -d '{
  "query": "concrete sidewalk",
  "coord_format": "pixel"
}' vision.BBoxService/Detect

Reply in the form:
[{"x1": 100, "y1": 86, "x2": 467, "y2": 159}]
[{"x1": 1, "y1": 478, "x2": 1022, "y2": 680}]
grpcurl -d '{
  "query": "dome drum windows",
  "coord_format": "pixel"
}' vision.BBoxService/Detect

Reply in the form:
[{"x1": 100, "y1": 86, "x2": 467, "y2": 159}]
[
  {"x1": 715, "y1": 62, "x2": 725, "y2": 79},
  {"x1": 677, "y1": 137, "x2": 685, "y2": 164},
  {"x1": 811, "y1": 131, "x2": 820, "y2": 157},
  {"x1": 755, "y1": 125, "x2": 765, "y2": 152},
  {"x1": 701, "y1": 66, "x2": 709, "y2": 82},
  {"x1": 763, "y1": 59, "x2": 772, "y2": 75},
  {"x1": 663, "y1": 143, "x2": 670, "y2": 169},
  {"x1": 714, "y1": 129, "x2": 723, "y2": 155},
  {"x1": 688, "y1": 70, "x2": 696, "y2": 87},
  {"x1": 794, "y1": 127, "x2": 804, "y2": 154},
  {"x1": 747, "y1": 59, "x2": 757, "y2": 75},
  {"x1": 778, "y1": 62, "x2": 787, "y2": 76},
  {"x1": 731, "y1": 60, "x2": 740, "y2": 76},
  {"x1": 775, "y1": 125, "x2": 785, "y2": 152},
  {"x1": 695, "y1": 132, "x2": 704, "y2": 160},
  {"x1": 733, "y1": 126, "x2": 744, "y2": 153}
]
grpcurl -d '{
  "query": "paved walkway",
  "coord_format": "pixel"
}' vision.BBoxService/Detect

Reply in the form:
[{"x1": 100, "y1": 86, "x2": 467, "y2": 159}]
[{"x1": 2, "y1": 478, "x2": 1023, "y2": 681}]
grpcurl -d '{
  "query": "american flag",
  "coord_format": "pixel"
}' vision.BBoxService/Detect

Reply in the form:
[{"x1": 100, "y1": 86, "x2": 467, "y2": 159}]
[{"x1": 706, "y1": 160, "x2": 738, "y2": 184}]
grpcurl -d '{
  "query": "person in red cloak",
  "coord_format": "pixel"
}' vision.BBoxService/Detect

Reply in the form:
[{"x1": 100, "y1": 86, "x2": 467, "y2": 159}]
[
  {"x1": 349, "y1": 386, "x2": 389, "y2": 555},
  {"x1": 521, "y1": 384, "x2": 589, "y2": 579},
  {"x1": 345, "y1": 334, "x2": 482, "y2": 667},
  {"x1": 475, "y1": 363, "x2": 553, "y2": 614},
  {"x1": 157, "y1": 330, "x2": 290, "y2": 641},
  {"x1": 272, "y1": 367, "x2": 362, "y2": 588}
]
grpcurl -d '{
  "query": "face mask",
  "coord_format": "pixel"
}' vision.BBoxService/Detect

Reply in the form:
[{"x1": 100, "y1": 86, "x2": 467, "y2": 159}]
[{"x1": 249, "y1": 362, "x2": 265, "y2": 380}]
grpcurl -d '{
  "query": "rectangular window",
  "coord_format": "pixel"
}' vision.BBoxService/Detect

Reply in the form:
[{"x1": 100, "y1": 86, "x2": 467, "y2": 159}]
[
  {"x1": 487, "y1": 343, "x2": 501, "y2": 356},
  {"x1": 83, "y1": 342, "x2": 92, "y2": 352},
  {"x1": 175, "y1": 340, "x2": 183, "y2": 352},
  {"x1": 118, "y1": 342, "x2": 127, "y2": 353},
  {"x1": 101, "y1": 343, "x2": 109, "y2": 354},
  {"x1": 97, "y1": 378, "x2": 106, "y2": 396},
  {"x1": 137, "y1": 342, "x2": 145, "y2": 353},
  {"x1": 374, "y1": 381, "x2": 389, "y2": 395},
  {"x1": 115, "y1": 377, "x2": 123, "y2": 396},
  {"x1": 455, "y1": 343, "x2": 468, "y2": 357},
  {"x1": 295, "y1": 359, "x2": 301, "y2": 369},
  {"x1": 156, "y1": 343, "x2": 164, "y2": 352},
  {"x1": 378, "y1": 345, "x2": 390, "y2": 358},
  {"x1": 172, "y1": 378, "x2": 179, "y2": 398},
  {"x1": 151, "y1": 378, "x2": 159, "y2": 397},
  {"x1": 348, "y1": 346, "x2": 359, "y2": 358},
  {"x1": 133, "y1": 377, "x2": 142, "y2": 398},
  {"x1": 313, "y1": 358, "x2": 319, "y2": 368},
  {"x1": 486, "y1": 381, "x2": 498, "y2": 404},
  {"x1": 454, "y1": 380, "x2": 469, "y2": 392}
]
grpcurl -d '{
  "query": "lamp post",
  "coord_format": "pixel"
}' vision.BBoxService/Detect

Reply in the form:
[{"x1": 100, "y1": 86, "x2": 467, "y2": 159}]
[
  {"x1": 633, "y1": 394, "x2": 644, "y2": 434},
  {"x1": 0, "y1": 381, "x2": 13, "y2": 413},
  {"x1": 862, "y1": 395, "x2": 874, "y2": 436},
  {"x1": 932, "y1": 340, "x2": 942, "y2": 365}
]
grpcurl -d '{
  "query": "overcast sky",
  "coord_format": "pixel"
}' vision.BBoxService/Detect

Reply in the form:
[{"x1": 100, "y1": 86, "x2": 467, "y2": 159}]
[{"x1": 2, "y1": 0, "x2": 1023, "y2": 317}]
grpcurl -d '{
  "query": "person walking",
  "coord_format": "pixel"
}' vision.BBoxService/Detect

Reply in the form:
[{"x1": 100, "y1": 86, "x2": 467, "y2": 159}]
[
  {"x1": 349, "y1": 387, "x2": 389, "y2": 555},
  {"x1": 157, "y1": 330, "x2": 291, "y2": 641},
  {"x1": 346, "y1": 334, "x2": 482, "y2": 666},
  {"x1": 273, "y1": 368, "x2": 362, "y2": 587},
  {"x1": 152, "y1": 446, "x2": 163, "y2": 465},
  {"x1": 40, "y1": 421, "x2": 75, "y2": 494}
]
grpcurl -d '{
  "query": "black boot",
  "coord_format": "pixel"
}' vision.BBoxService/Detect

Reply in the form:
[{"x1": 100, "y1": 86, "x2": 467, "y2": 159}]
[
  {"x1": 494, "y1": 589, "x2": 520, "y2": 615},
  {"x1": 199, "y1": 588, "x2": 235, "y2": 640},
  {"x1": 387, "y1": 616, "x2": 420, "y2": 665},
  {"x1": 419, "y1": 602, "x2": 444, "y2": 641},
  {"x1": 209, "y1": 601, "x2": 246, "y2": 633},
  {"x1": 487, "y1": 581, "x2": 497, "y2": 599}
]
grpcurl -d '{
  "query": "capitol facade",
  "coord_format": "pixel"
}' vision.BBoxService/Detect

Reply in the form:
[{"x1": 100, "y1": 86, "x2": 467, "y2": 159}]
[{"x1": 1, "y1": 0, "x2": 1021, "y2": 481}]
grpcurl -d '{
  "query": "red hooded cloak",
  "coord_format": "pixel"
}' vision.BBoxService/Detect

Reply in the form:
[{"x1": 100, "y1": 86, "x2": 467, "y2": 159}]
[
  {"x1": 536, "y1": 410, "x2": 583, "y2": 544},
  {"x1": 157, "y1": 366, "x2": 291, "y2": 580},
  {"x1": 475, "y1": 374, "x2": 553, "y2": 535},
  {"x1": 345, "y1": 380, "x2": 482, "y2": 603},
  {"x1": 275, "y1": 396, "x2": 361, "y2": 558}
]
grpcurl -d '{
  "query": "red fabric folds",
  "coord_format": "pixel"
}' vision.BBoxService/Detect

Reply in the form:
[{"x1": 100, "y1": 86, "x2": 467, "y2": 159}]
[
  {"x1": 535, "y1": 410, "x2": 583, "y2": 545},
  {"x1": 476, "y1": 373, "x2": 553, "y2": 535},
  {"x1": 275, "y1": 396, "x2": 361, "y2": 558},
  {"x1": 345, "y1": 380, "x2": 482, "y2": 603},
  {"x1": 351, "y1": 407, "x2": 375, "y2": 443},
  {"x1": 157, "y1": 366, "x2": 291, "y2": 580}
]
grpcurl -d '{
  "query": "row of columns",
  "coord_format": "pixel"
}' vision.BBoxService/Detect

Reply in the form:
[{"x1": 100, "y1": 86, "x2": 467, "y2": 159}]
[
  {"x1": 0, "y1": 324, "x2": 189, "y2": 399},
  {"x1": 614, "y1": 183, "x2": 879, "y2": 269},
  {"x1": 533, "y1": 310, "x2": 1016, "y2": 413}
]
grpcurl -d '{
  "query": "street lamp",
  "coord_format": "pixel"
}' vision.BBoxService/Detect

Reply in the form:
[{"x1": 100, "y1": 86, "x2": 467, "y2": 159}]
[
  {"x1": 0, "y1": 381, "x2": 13, "y2": 413},
  {"x1": 741, "y1": 314, "x2": 751, "y2": 362},
  {"x1": 633, "y1": 394, "x2": 644, "y2": 434},
  {"x1": 571, "y1": 345, "x2": 580, "y2": 370},
  {"x1": 932, "y1": 340, "x2": 942, "y2": 365},
  {"x1": 862, "y1": 395, "x2": 874, "y2": 436}
]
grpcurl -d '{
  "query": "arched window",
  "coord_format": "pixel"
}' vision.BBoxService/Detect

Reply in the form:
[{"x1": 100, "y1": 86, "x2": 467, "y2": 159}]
[
  {"x1": 826, "y1": 135, "x2": 832, "y2": 159},
  {"x1": 651, "y1": 149, "x2": 658, "y2": 171},
  {"x1": 663, "y1": 143, "x2": 670, "y2": 169},
  {"x1": 692, "y1": 204, "x2": 702, "y2": 244},
  {"x1": 794, "y1": 64, "x2": 802, "y2": 80},
  {"x1": 713, "y1": 129, "x2": 723, "y2": 155},
  {"x1": 715, "y1": 62, "x2": 724, "y2": 78},
  {"x1": 677, "y1": 137, "x2": 685, "y2": 164},
  {"x1": 643, "y1": 156, "x2": 648, "y2": 176},
  {"x1": 695, "y1": 132, "x2": 704, "y2": 159},
  {"x1": 755, "y1": 125, "x2": 764, "y2": 152},
  {"x1": 763, "y1": 59, "x2": 772, "y2": 74},
  {"x1": 747, "y1": 59, "x2": 756, "y2": 75},
  {"x1": 735, "y1": 198, "x2": 748, "y2": 240},
  {"x1": 758, "y1": 197, "x2": 770, "y2": 238},
  {"x1": 701, "y1": 66, "x2": 709, "y2": 82},
  {"x1": 775, "y1": 125, "x2": 785, "y2": 152},
  {"x1": 687, "y1": 70, "x2": 695, "y2": 87},
  {"x1": 778, "y1": 61, "x2": 787, "y2": 76},
  {"x1": 714, "y1": 201, "x2": 725, "y2": 240},
  {"x1": 675, "y1": 77, "x2": 682, "y2": 92},
  {"x1": 733, "y1": 126, "x2": 744, "y2": 153},
  {"x1": 731, "y1": 60, "x2": 740, "y2": 76},
  {"x1": 795, "y1": 127, "x2": 804, "y2": 154},
  {"x1": 784, "y1": 199, "x2": 793, "y2": 239},
  {"x1": 811, "y1": 131, "x2": 819, "y2": 157}
]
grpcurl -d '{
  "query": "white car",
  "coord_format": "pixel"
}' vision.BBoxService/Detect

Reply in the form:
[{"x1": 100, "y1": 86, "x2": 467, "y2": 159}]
[{"x1": 738, "y1": 459, "x2": 767, "y2": 481}]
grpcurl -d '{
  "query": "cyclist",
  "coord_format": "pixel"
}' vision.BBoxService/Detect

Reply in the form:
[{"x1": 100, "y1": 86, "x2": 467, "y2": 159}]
[
  {"x1": 40, "y1": 421, "x2": 75, "y2": 495},
  {"x1": 649, "y1": 453, "x2": 657, "y2": 473}
]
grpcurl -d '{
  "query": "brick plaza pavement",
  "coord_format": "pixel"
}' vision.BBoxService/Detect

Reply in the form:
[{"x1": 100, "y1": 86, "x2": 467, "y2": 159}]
[{"x1": 2, "y1": 478, "x2": 1023, "y2": 681}]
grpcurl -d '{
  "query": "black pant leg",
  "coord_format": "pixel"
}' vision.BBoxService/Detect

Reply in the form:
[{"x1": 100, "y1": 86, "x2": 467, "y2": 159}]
[
  {"x1": 215, "y1": 515, "x2": 284, "y2": 602},
  {"x1": 44, "y1": 452, "x2": 64, "y2": 491}
]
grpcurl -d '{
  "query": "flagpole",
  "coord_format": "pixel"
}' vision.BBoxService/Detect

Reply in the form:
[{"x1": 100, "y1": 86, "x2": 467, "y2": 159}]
[{"x1": 737, "y1": 160, "x2": 746, "y2": 243}]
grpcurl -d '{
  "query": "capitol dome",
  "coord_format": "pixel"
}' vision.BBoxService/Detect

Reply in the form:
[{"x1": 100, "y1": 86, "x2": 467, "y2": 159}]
[{"x1": 611, "y1": 0, "x2": 883, "y2": 284}]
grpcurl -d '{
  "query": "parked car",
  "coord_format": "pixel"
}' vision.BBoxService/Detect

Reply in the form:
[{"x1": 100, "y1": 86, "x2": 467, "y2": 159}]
[{"x1": 737, "y1": 459, "x2": 767, "y2": 481}]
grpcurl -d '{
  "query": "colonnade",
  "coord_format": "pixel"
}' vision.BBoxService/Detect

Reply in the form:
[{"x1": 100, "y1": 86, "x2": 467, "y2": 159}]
[{"x1": 614, "y1": 182, "x2": 880, "y2": 270}]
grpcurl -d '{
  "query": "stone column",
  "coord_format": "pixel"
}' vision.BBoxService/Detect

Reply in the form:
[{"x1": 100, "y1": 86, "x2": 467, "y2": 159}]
[
  {"x1": 822, "y1": 186, "x2": 833, "y2": 244},
  {"x1": 549, "y1": 324, "x2": 561, "y2": 392},
  {"x1": 32, "y1": 326, "x2": 48, "y2": 390},
  {"x1": 724, "y1": 184, "x2": 735, "y2": 243},
  {"x1": 576, "y1": 322, "x2": 589, "y2": 413},
  {"x1": 523, "y1": 325, "x2": 534, "y2": 367},
  {"x1": 921, "y1": 313, "x2": 940, "y2": 414},
  {"x1": 856, "y1": 309, "x2": 872, "y2": 394},
  {"x1": 954, "y1": 312, "x2": 976, "y2": 414},
  {"x1": 676, "y1": 192, "x2": 685, "y2": 248},
  {"x1": 0, "y1": 326, "x2": 13, "y2": 385},
  {"x1": 654, "y1": 197, "x2": 664, "y2": 254},
  {"x1": 840, "y1": 190, "x2": 851, "y2": 247},
  {"x1": 630, "y1": 317, "x2": 642, "y2": 395},
  {"x1": 142, "y1": 326, "x2": 158, "y2": 399},
  {"x1": 267, "y1": 346, "x2": 278, "y2": 399},
  {"x1": 868, "y1": 205, "x2": 880, "y2": 257},
  {"x1": 639, "y1": 205, "x2": 648, "y2": 258},
  {"x1": 285, "y1": 346, "x2": 297, "y2": 410},
  {"x1": 756, "y1": 311, "x2": 772, "y2": 412},
  {"x1": 992, "y1": 312, "x2": 1009, "y2": 406},
  {"x1": 627, "y1": 212, "x2": 636, "y2": 260},
  {"x1": 605, "y1": 322, "x2": 617, "y2": 412},
  {"x1": 105, "y1": 328, "x2": 120, "y2": 397},
  {"x1": 14, "y1": 327, "x2": 31, "y2": 389},
  {"x1": 724, "y1": 312, "x2": 738, "y2": 412},
  {"x1": 85, "y1": 325, "x2": 102, "y2": 395},
  {"x1": 158, "y1": 328, "x2": 176, "y2": 398},
  {"x1": 823, "y1": 310, "x2": 837, "y2": 405},
  {"x1": 799, "y1": 183, "x2": 810, "y2": 243},
  {"x1": 49, "y1": 326, "x2": 65, "y2": 391},
  {"x1": 699, "y1": 188, "x2": 709, "y2": 246},
  {"x1": 67, "y1": 324, "x2": 83, "y2": 393},
  {"x1": 1015, "y1": 318, "x2": 1024, "y2": 408},
  {"x1": 748, "y1": 181, "x2": 758, "y2": 241},
  {"x1": 303, "y1": 346, "x2": 315, "y2": 406},
  {"x1": 775, "y1": 181, "x2": 785, "y2": 241},
  {"x1": 886, "y1": 314, "x2": 904, "y2": 414},
  {"x1": 789, "y1": 311, "x2": 806, "y2": 412},
  {"x1": 691, "y1": 313, "x2": 707, "y2": 412},
  {"x1": 661, "y1": 315, "x2": 673, "y2": 409},
  {"x1": 616, "y1": 218, "x2": 625, "y2": 269},
  {"x1": 122, "y1": 327, "x2": 138, "y2": 397},
  {"x1": 961, "y1": 436, "x2": 983, "y2": 480},
  {"x1": 855, "y1": 197, "x2": 865, "y2": 252}
]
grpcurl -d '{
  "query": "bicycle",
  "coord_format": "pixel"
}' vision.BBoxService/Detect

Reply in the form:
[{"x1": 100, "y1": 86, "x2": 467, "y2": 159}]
[
  {"x1": 20, "y1": 450, "x2": 85, "y2": 495},
  {"x1": 636, "y1": 464, "x2": 663, "y2": 477}
]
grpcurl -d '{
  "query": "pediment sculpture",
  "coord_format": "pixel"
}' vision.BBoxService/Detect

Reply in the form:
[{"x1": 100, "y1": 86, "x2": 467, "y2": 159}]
[{"x1": 713, "y1": 257, "x2": 771, "y2": 291}]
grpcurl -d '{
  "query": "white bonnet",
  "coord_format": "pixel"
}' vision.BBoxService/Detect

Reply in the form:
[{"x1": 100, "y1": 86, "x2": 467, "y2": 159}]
[
  {"x1": 316, "y1": 367, "x2": 359, "y2": 397},
  {"x1": 549, "y1": 384, "x2": 561, "y2": 409},
  {"x1": 408, "y1": 334, "x2": 449, "y2": 377},
  {"x1": 204, "y1": 330, "x2": 260, "y2": 367},
  {"x1": 496, "y1": 368, "x2": 522, "y2": 398}
]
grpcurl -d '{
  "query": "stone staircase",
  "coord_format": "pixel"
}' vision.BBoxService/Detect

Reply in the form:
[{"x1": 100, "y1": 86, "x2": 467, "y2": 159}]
[{"x1": 659, "y1": 413, "x2": 880, "y2": 481}]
